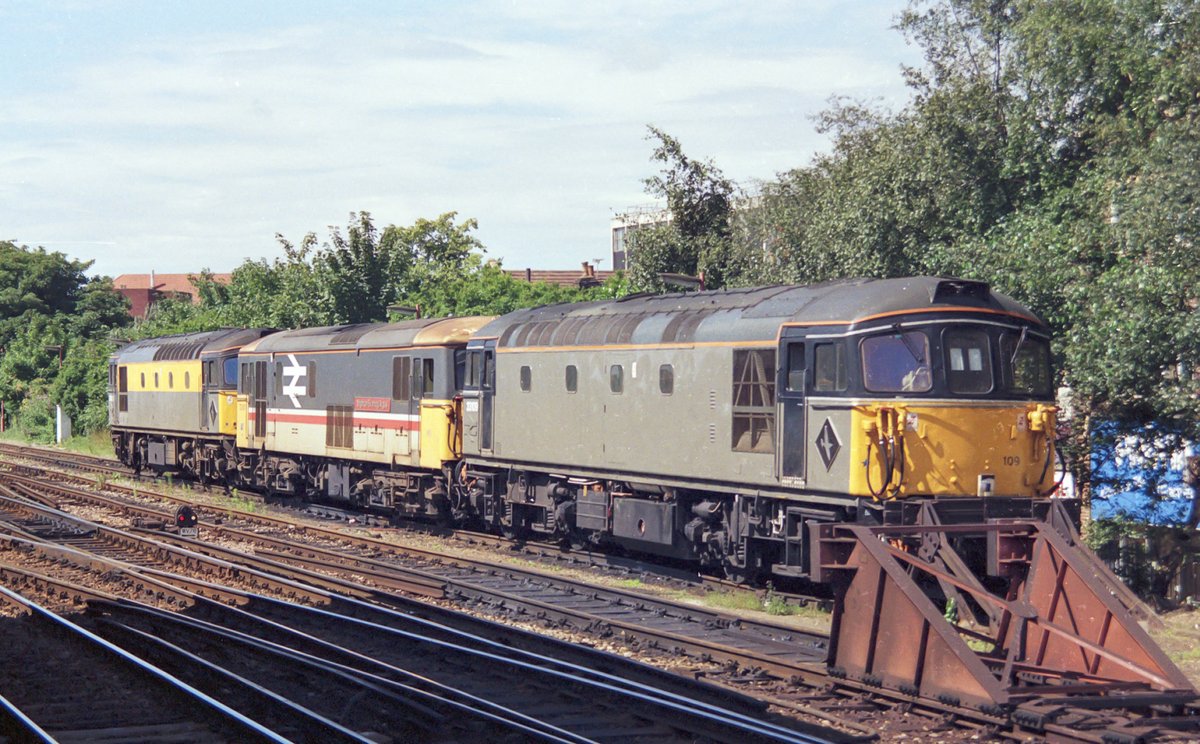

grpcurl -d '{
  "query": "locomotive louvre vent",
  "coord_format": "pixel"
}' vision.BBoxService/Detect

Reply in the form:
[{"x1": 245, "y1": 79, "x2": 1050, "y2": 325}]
[
  {"x1": 578, "y1": 315, "x2": 618, "y2": 345},
  {"x1": 154, "y1": 341, "x2": 203, "y2": 361},
  {"x1": 605, "y1": 315, "x2": 631, "y2": 344},
  {"x1": 708, "y1": 423, "x2": 716, "y2": 444},
  {"x1": 516, "y1": 321, "x2": 544, "y2": 348},
  {"x1": 551, "y1": 316, "x2": 586, "y2": 346},
  {"x1": 663, "y1": 310, "x2": 711, "y2": 343},
  {"x1": 614, "y1": 314, "x2": 644, "y2": 344},
  {"x1": 528, "y1": 321, "x2": 551, "y2": 345},
  {"x1": 532, "y1": 321, "x2": 557, "y2": 346},
  {"x1": 329, "y1": 324, "x2": 373, "y2": 345},
  {"x1": 662, "y1": 313, "x2": 689, "y2": 343},
  {"x1": 498, "y1": 323, "x2": 521, "y2": 347},
  {"x1": 521, "y1": 322, "x2": 543, "y2": 346}
]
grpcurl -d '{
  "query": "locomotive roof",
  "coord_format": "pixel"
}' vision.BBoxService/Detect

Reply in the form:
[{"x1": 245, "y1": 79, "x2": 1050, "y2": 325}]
[
  {"x1": 242, "y1": 316, "x2": 495, "y2": 354},
  {"x1": 111, "y1": 328, "x2": 273, "y2": 363},
  {"x1": 477, "y1": 277, "x2": 1044, "y2": 348}
]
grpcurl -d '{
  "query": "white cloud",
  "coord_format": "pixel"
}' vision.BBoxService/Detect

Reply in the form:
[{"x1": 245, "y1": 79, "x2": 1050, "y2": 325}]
[{"x1": 0, "y1": 2, "x2": 917, "y2": 277}]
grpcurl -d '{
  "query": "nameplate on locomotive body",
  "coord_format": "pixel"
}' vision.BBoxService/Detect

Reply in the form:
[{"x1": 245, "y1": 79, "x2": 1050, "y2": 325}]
[{"x1": 354, "y1": 397, "x2": 392, "y2": 413}]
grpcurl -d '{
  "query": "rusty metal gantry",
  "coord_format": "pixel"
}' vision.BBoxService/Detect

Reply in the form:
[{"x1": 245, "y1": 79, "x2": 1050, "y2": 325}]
[{"x1": 811, "y1": 501, "x2": 1197, "y2": 739}]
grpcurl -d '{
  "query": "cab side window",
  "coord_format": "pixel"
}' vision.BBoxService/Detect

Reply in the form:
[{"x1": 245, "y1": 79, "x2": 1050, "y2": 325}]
[
  {"x1": 413, "y1": 359, "x2": 435, "y2": 398},
  {"x1": 813, "y1": 343, "x2": 847, "y2": 392},
  {"x1": 393, "y1": 357, "x2": 411, "y2": 400}
]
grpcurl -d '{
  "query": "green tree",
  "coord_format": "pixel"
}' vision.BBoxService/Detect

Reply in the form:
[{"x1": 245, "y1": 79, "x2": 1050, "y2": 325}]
[
  {"x1": 624, "y1": 127, "x2": 738, "y2": 291},
  {"x1": 51, "y1": 338, "x2": 115, "y2": 434},
  {"x1": 72, "y1": 277, "x2": 133, "y2": 338},
  {"x1": 319, "y1": 212, "x2": 411, "y2": 323},
  {"x1": 382, "y1": 212, "x2": 488, "y2": 312},
  {"x1": 192, "y1": 211, "x2": 610, "y2": 329},
  {"x1": 0, "y1": 242, "x2": 131, "y2": 438}
]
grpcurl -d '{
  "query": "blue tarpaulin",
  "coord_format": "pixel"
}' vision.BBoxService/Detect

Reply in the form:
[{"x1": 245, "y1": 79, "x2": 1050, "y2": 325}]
[{"x1": 1090, "y1": 425, "x2": 1195, "y2": 525}]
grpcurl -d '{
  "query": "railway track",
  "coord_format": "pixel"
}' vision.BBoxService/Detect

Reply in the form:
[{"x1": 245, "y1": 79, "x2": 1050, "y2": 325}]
[
  {"x1": 0, "y1": 584, "x2": 290, "y2": 743},
  {"x1": 0, "y1": 458, "x2": 833, "y2": 675},
  {"x1": 0, "y1": 441, "x2": 835, "y2": 609},
  {"x1": 0, "y1": 473, "x2": 847, "y2": 743},
  {"x1": 4, "y1": 443, "x2": 1199, "y2": 742}
]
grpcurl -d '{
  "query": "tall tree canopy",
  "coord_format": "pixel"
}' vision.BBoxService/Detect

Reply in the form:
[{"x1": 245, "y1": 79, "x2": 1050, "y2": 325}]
[
  {"x1": 624, "y1": 127, "x2": 739, "y2": 291},
  {"x1": 629, "y1": 1, "x2": 1200, "y2": 510},
  {"x1": 184, "y1": 211, "x2": 614, "y2": 331},
  {"x1": 0, "y1": 241, "x2": 131, "y2": 440}
]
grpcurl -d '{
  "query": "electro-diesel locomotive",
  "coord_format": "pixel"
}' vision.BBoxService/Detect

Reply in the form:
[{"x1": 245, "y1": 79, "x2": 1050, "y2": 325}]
[{"x1": 109, "y1": 277, "x2": 1063, "y2": 581}]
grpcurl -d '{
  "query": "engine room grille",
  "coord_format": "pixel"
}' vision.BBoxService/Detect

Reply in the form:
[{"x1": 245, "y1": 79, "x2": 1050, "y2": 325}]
[{"x1": 326, "y1": 405, "x2": 353, "y2": 448}]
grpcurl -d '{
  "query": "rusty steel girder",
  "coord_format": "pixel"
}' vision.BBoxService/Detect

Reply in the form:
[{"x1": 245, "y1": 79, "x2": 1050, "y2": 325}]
[{"x1": 812, "y1": 507, "x2": 1196, "y2": 717}]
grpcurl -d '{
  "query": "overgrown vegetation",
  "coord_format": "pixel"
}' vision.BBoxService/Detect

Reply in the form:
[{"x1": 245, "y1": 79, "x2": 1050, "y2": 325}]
[
  {"x1": 0, "y1": 242, "x2": 130, "y2": 441},
  {"x1": 703, "y1": 587, "x2": 821, "y2": 618},
  {"x1": 626, "y1": 0, "x2": 1200, "y2": 516}
]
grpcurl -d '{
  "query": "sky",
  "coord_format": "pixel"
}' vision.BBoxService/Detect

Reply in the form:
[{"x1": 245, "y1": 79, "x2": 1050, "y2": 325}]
[{"x1": 0, "y1": 1, "x2": 921, "y2": 279}]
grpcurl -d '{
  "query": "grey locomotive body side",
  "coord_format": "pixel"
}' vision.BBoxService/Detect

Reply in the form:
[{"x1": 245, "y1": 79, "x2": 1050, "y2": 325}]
[
  {"x1": 235, "y1": 318, "x2": 488, "y2": 513},
  {"x1": 457, "y1": 278, "x2": 1062, "y2": 579},
  {"x1": 109, "y1": 328, "x2": 272, "y2": 473}
]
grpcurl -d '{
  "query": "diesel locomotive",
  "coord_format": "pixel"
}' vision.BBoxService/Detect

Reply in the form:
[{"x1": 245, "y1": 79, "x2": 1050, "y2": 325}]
[{"x1": 109, "y1": 277, "x2": 1063, "y2": 581}]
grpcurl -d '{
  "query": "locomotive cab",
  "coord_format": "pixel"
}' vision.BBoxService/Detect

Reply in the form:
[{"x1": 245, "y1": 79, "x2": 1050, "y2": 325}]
[
  {"x1": 199, "y1": 349, "x2": 242, "y2": 436},
  {"x1": 778, "y1": 316, "x2": 1057, "y2": 504}
]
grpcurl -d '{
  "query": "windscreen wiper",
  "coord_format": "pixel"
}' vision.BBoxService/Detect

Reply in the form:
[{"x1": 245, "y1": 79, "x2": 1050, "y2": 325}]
[
  {"x1": 1010, "y1": 326, "x2": 1028, "y2": 368},
  {"x1": 893, "y1": 323, "x2": 924, "y2": 363}
]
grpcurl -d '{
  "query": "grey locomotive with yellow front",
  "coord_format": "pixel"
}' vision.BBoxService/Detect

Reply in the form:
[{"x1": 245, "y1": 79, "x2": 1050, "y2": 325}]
[{"x1": 457, "y1": 277, "x2": 1060, "y2": 580}]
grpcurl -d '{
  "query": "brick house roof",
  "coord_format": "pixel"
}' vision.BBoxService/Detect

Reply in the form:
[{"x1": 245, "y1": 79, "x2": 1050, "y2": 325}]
[
  {"x1": 112, "y1": 273, "x2": 232, "y2": 317},
  {"x1": 112, "y1": 273, "x2": 231, "y2": 296},
  {"x1": 506, "y1": 263, "x2": 613, "y2": 288}
]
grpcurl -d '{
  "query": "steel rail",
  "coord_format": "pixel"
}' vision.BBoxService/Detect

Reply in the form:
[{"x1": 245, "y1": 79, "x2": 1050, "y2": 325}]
[
  {"x1": 0, "y1": 468, "x2": 831, "y2": 667},
  {"x1": 1, "y1": 444, "x2": 834, "y2": 604},
  {"x1": 98, "y1": 609, "x2": 574, "y2": 744},
  {"x1": 0, "y1": 584, "x2": 292, "y2": 743},
  {"x1": 97, "y1": 588, "x2": 835, "y2": 744},
  {"x1": 7, "y1": 446, "x2": 1194, "y2": 741},
  {"x1": 0, "y1": 479, "x2": 842, "y2": 743}
]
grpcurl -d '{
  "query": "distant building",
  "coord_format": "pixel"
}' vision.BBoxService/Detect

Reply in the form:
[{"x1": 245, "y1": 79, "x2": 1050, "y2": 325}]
[
  {"x1": 113, "y1": 272, "x2": 231, "y2": 318},
  {"x1": 610, "y1": 206, "x2": 671, "y2": 271},
  {"x1": 114, "y1": 262, "x2": 609, "y2": 320},
  {"x1": 505, "y1": 262, "x2": 612, "y2": 289}
]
